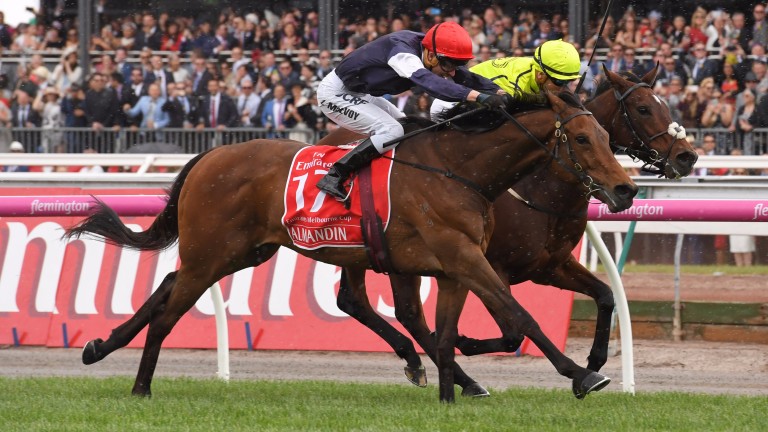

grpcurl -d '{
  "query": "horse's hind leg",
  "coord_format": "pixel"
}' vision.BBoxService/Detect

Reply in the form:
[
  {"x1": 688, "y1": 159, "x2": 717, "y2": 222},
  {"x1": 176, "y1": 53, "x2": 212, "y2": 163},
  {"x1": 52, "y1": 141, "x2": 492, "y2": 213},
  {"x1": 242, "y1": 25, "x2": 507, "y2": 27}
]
[
  {"x1": 132, "y1": 244, "x2": 279, "y2": 397},
  {"x1": 336, "y1": 268, "x2": 426, "y2": 387},
  {"x1": 82, "y1": 271, "x2": 177, "y2": 365},
  {"x1": 131, "y1": 268, "x2": 209, "y2": 396},
  {"x1": 432, "y1": 277, "x2": 469, "y2": 403},
  {"x1": 389, "y1": 274, "x2": 489, "y2": 397}
]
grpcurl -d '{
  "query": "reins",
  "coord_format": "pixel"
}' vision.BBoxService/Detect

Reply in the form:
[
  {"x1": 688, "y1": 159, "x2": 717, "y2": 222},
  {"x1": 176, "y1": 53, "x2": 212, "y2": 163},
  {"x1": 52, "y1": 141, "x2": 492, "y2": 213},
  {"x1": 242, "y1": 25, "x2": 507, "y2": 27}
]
[
  {"x1": 378, "y1": 106, "x2": 497, "y2": 201},
  {"x1": 506, "y1": 186, "x2": 588, "y2": 219},
  {"x1": 609, "y1": 81, "x2": 684, "y2": 178},
  {"x1": 377, "y1": 102, "x2": 602, "y2": 203},
  {"x1": 497, "y1": 106, "x2": 602, "y2": 198}
]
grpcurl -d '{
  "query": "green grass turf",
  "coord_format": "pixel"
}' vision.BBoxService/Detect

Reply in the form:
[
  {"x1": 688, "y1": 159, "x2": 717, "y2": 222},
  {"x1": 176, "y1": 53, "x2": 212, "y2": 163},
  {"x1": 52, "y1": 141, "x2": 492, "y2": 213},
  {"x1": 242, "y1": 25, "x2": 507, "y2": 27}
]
[
  {"x1": 602, "y1": 263, "x2": 768, "y2": 275},
  {"x1": 0, "y1": 377, "x2": 764, "y2": 431}
]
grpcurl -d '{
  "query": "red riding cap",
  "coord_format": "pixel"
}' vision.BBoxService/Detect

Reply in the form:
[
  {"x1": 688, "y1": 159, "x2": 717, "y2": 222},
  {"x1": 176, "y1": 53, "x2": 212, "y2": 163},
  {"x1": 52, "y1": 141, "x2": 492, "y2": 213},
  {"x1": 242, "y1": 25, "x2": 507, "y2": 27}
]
[{"x1": 422, "y1": 22, "x2": 474, "y2": 61}]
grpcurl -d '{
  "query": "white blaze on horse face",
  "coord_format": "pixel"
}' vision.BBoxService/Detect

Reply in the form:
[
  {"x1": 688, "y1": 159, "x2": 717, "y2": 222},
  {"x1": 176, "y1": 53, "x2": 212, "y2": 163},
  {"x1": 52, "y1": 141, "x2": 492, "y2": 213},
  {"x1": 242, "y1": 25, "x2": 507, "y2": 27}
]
[{"x1": 653, "y1": 94, "x2": 663, "y2": 106}]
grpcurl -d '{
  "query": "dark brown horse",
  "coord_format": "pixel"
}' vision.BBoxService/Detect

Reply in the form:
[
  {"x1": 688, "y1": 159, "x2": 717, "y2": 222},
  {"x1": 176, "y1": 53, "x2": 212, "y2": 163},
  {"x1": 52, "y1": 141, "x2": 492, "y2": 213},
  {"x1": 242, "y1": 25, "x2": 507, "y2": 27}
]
[
  {"x1": 317, "y1": 68, "x2": 698, "y2": 398},
  {"x1": 67, "y1": 91, "x2": 636, "y2": 403}
]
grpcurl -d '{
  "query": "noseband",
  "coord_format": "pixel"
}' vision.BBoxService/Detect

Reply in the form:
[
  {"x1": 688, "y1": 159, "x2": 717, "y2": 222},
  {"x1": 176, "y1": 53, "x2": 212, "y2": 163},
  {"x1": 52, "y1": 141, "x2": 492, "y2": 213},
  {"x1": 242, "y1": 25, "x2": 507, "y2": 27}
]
[{"x1": 611, "y1": 82, "x2": 686, "y2": 178}]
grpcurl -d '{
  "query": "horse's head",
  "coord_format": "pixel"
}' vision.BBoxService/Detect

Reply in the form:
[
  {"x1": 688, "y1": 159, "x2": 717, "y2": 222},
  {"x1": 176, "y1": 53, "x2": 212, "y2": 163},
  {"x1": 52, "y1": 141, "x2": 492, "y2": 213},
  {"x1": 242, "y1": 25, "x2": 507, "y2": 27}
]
[
  {"x1": 545, "y1": 91, "x2": 638, "y2": 212},
  {"x1": 596, "y1": 67, "x2": 698, "y2": 178}
]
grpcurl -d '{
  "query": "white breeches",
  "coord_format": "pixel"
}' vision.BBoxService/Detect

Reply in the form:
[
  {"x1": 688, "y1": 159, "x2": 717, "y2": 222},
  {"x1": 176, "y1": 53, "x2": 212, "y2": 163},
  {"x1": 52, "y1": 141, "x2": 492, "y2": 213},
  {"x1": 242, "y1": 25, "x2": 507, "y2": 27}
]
[{"x1": 317, "y1": 71, "x2": 406, "y2": 153}]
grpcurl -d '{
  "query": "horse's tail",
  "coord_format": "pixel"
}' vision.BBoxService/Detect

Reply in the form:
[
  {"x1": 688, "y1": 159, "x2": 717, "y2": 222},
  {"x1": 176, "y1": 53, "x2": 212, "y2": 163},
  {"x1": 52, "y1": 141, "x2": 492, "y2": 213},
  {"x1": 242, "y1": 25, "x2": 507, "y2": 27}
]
[{"x1": 64, "y1": 150, "x2": 212, "y2": 251}]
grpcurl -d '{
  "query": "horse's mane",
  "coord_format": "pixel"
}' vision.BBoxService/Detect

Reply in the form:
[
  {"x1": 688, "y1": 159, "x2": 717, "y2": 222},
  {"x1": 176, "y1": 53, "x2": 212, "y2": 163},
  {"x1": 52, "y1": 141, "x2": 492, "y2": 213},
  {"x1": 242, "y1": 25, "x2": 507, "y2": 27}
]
[
  {"x1": 589, "y1": 71, "x2": 641, "y2": 102},
  {"x1": 443, "y1": 91, "x2": 584, "y2": 133},
  {"x1": 557, "y1": 91, "x2": 584, "y2": 109}
]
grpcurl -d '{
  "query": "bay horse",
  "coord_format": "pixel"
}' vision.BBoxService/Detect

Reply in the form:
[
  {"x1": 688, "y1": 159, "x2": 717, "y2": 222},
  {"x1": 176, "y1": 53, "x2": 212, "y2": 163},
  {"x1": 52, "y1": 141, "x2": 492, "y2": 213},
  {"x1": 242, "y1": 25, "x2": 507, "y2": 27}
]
[
  {"x1": 317, "y1": 68, "x2": 698, "y2": 398},
  {"x1": 67, "y1": 91, "x2": 637, "y2": 403}
]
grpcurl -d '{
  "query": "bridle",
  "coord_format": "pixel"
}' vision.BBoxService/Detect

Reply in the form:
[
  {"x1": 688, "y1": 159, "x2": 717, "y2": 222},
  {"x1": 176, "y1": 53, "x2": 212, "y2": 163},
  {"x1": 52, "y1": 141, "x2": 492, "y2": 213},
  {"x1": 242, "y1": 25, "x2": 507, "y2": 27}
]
[
  {"x1": 376, "y1": 102, "x2": 607, "y2": 203},
  {"x1": 609, "y1": 81, "x2": 686, "y2": 178},
  {"x1": 499, "y1": 106, "x2": 603, "y2": 200}
]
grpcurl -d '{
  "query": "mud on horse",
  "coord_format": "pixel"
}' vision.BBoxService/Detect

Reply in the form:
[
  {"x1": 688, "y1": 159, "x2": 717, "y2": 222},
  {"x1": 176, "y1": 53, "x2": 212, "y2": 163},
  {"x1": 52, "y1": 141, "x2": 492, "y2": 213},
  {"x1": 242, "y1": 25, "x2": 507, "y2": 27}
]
[{"x1": 67, "y1": 91, "x2": 636, "y2": 403}]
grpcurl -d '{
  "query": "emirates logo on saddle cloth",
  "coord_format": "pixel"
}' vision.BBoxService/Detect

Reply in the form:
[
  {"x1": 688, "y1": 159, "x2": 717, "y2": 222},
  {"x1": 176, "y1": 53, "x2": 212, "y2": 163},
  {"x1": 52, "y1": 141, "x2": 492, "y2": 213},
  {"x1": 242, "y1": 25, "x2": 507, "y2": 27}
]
[{"x1": 282, "y1": 143, "x2": 394, "y2": 250}]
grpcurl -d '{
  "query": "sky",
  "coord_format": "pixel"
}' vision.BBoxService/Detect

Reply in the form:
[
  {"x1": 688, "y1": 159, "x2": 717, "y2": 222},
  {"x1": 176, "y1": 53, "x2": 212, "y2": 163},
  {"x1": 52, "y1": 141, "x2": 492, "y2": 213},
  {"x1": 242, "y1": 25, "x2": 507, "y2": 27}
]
[{"x1": 3, "y1": 1, "x2": 40, "y2": 27}]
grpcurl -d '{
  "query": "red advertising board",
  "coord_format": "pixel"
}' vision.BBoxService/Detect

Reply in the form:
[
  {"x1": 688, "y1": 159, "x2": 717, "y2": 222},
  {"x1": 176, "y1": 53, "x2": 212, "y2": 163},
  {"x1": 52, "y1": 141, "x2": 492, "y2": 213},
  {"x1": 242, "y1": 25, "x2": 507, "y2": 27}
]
[{"x1": 0, "y1": 188, "x2": 574, "y2": 357}]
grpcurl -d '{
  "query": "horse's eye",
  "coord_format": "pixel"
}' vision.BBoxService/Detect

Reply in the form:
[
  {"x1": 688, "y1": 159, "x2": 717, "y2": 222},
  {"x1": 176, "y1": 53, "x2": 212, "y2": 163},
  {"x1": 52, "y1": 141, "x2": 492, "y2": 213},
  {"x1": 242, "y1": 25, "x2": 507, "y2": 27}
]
[
  {"x1": 576, "y1": 135, "x2": 588, "y2": 144},
  {"x1": 637, "y1": 106, "x2": 650, "y2": 115}
]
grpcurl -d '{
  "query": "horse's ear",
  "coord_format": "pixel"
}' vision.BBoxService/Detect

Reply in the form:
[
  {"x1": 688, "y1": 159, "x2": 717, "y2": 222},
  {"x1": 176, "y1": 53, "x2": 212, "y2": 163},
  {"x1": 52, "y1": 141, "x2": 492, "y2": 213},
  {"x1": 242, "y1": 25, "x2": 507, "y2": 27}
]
[
  {"x1": 642, "y1": 62, "x2": 660, "y2": 86},
  {"x1": 545, "y1": 91, "x2": 564, "y2": 110},
  {"x1": 603, "y1": 67, "x2": 621, "y2": 87}
]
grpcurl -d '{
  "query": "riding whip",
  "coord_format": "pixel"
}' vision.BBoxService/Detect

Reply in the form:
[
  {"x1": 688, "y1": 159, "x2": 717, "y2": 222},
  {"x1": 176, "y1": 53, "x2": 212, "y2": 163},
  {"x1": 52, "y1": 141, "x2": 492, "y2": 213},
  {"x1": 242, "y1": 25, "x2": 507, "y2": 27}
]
[{"x1": 575, "y1": 0, "x2": 615, "y2": 93}]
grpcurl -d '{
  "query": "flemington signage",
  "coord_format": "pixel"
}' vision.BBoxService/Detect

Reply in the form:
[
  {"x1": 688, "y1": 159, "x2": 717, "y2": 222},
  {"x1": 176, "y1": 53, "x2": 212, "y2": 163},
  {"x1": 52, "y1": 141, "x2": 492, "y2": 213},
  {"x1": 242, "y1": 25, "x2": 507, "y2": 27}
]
[
  {"x1": 29, "y1": 199, "x2": 92, "y2": 215},
  {"x1": 0, "y1": 188, "x2": 573, "y2": 356}
]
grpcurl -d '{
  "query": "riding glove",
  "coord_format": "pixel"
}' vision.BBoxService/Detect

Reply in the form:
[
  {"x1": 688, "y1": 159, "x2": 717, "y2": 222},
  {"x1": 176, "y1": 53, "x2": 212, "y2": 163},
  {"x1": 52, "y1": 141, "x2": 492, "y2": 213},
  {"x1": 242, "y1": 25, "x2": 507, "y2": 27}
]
[
  {"x1": 510, "y1": 92, "x2": 548, "y2": 106},
  {"x1": 476, "y1": 93, "x2": 507, "y2": 110}
]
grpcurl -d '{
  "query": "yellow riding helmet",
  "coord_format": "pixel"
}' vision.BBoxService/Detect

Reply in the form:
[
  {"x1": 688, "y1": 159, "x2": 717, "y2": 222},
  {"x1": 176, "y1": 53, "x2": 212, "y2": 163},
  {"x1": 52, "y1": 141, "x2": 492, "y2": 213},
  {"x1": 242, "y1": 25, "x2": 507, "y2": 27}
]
[{"x1": 533, "y1": 40, "x2": 582, "y2": 82}]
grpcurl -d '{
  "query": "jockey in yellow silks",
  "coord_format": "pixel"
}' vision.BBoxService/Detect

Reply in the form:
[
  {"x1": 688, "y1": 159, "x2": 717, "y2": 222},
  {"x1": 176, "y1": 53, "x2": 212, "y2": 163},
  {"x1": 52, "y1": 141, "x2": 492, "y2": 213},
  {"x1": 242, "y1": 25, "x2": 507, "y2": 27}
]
[{"x1": 431, "y1": 39, "x2": 582, "y2": 121}]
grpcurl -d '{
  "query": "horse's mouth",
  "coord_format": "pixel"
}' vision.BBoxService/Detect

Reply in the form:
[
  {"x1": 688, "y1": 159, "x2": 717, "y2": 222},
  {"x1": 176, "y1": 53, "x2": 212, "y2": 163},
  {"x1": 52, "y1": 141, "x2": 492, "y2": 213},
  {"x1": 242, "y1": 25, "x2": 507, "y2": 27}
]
[
  {"x1": 663, "y1": 149, "x2": 699, "y2": 179},
  {"x1": 593, "y1": 185, "x2": 637, "y2": 213}
]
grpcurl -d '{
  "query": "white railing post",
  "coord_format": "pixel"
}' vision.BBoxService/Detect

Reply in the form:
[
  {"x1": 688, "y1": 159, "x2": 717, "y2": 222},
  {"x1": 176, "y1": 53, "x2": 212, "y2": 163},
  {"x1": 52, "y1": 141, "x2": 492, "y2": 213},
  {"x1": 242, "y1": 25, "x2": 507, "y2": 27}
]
[
  {"x1": 585, "y1": 222, "x2": 635, "y2": 395},
  {"x1": 209, "y1": 282, "x2": 230, "y2": 381}
]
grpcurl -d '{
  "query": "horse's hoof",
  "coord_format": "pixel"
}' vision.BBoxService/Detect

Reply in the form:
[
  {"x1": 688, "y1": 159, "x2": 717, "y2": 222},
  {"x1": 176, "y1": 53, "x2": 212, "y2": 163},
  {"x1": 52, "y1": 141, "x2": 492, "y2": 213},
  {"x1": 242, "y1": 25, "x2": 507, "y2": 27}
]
[
  {"x1": 404, "y1": 365, "x2": 427, "y2": 387},
  {"x1": 82, "y1": 339, "x2": 104, "y2": 365},
  {"x1": 572, "y1": 371, "x2": 611, "y2": 399},
  {"x1": 131, "y1": 388, "x2": 151, "y2": 398},
  {"x1": 461, "y1": 382, "x2": 490, "y2": 398}
]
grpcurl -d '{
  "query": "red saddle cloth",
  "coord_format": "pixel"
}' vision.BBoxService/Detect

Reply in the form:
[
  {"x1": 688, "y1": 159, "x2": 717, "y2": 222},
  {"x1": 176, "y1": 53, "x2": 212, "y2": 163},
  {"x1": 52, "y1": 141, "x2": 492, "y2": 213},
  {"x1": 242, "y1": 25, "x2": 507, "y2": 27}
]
[{"x1": 282, "y1": 144, "x2": 394, "y2": 250}]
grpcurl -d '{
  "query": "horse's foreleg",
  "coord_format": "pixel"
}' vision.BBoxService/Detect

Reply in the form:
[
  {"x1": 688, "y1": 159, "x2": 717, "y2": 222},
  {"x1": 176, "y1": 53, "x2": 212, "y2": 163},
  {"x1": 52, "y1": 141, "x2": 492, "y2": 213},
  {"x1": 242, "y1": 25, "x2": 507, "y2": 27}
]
[
  {"x1": 511, "y1": 302, "x2": 611, "y2": 399},
  {"x1": 389, "y1": 274, "x2": 488, "y2": 397},
  {"x1": 433, "y1": 277, "x2": 468, "y2": 403},
  {"x1": 82, "y1": 271, "x2": 177, "y2": 365},
  {"x1": 535, "y1": 257, "x2": 614, "y2": 372},
  {"x1": 472, "y1": 271, "x2": 611, "y2": 399},
  {"x1": 335, "y1": 267, "x2": 425, "y2": 386},
  {"x1": 443, "y1": 247, "x2": 608, "y2": 399},
  {"x1": 451, "y1": 269, "x2": 525, "y2": 356}
]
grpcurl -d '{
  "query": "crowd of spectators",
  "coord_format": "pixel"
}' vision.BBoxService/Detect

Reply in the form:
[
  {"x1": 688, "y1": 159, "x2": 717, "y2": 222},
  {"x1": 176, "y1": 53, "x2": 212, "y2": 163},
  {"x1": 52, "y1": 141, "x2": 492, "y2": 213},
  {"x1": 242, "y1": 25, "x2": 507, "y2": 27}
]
[
  {"x1": 0, "y1": 4, "x2": 764, "y2": 265},
  {"x1": 1, "y1": 5, "x2": 768, "y2": 158}
]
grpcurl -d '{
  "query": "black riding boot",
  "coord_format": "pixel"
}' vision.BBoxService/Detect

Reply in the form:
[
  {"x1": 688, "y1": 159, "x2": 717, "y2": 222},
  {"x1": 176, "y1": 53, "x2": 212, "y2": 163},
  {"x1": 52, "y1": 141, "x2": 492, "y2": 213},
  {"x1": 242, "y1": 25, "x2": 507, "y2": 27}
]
[{"x1": 317, "y1": 138, "x2": 380, "y2": 201}]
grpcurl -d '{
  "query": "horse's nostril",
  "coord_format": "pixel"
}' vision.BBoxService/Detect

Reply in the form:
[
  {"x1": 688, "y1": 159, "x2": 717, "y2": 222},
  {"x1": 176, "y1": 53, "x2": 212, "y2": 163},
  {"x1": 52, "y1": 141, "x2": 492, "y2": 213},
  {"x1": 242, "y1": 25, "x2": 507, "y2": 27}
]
[
  {"x1": 676, "y1": 150, "x2": 698, "y2": 168},
  {"x1": 615, "y1": 184, "x2": 638, "y2": 200}
]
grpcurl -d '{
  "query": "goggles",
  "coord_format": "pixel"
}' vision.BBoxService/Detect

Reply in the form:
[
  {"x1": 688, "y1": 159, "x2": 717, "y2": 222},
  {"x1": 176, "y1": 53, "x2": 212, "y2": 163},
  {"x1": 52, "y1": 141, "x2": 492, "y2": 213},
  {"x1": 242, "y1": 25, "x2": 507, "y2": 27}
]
[
  {"x1": 436, "y1": 55, "x2": 468, "y2": 72},
  {"x1": 548, "y1": 75, "x2": 573, "y2": 87}
]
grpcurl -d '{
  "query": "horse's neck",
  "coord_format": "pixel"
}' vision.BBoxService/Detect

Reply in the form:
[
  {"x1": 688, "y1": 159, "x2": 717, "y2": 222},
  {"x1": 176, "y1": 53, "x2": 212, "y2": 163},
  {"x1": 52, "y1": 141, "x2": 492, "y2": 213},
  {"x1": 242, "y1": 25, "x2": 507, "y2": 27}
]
[
  {"x1": 585, "y1": 90, "x2": 619, "y2": 140},
  {"x1": 434, "y1": 114, "x2": 556, "y2": 200},
  {"x1": 511, "y1": 164, "x2": 587, "y2": 214},
  {"x1": 508, "y1": 106, "x2": 603, "y2": 214}
]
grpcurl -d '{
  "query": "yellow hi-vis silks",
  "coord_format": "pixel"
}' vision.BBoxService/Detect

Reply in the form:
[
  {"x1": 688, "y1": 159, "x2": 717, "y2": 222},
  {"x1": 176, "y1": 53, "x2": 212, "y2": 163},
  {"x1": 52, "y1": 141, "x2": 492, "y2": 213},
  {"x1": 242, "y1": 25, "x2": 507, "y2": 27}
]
[{"x1": 469, "y1": 57, "x2": 542, "y2": 98}]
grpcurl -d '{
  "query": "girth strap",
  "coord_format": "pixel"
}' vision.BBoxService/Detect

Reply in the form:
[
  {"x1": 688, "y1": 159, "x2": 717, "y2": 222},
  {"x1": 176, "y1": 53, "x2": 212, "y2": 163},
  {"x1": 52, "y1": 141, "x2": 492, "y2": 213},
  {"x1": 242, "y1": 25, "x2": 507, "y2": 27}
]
[{"x1": 358, "y1": 165, "x2": 395, "y2": 274}]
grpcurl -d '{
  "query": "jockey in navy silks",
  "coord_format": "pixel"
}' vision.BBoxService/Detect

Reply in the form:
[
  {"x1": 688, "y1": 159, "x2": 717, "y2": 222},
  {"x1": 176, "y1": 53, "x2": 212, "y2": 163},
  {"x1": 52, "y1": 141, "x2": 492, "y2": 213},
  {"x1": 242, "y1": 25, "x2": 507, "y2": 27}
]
[{"x1": 315, "y1": 21, "x2": 505, "y2": 201}]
